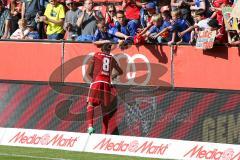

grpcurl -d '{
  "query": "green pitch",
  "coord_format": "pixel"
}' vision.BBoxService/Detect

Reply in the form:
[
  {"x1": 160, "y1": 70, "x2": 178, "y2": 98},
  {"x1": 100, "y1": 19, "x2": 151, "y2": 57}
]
[{"x1": 0, "y1": 145, "x2": 169, "y2": 160}]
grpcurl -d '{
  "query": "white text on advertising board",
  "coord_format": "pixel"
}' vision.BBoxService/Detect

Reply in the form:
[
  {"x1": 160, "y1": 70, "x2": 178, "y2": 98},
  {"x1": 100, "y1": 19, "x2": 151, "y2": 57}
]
[
  {"x1": 8, "y1": 132, "x2": 78, "y2": 148},
  {"x1": 93, "y1": 138, "x2": 169, "y2": 155}
]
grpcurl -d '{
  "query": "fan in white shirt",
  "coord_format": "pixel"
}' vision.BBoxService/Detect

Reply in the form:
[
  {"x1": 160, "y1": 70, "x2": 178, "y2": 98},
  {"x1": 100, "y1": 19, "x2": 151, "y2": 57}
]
[{"x1": 10, "y1": 19, "x2": 30, "y2": 39}]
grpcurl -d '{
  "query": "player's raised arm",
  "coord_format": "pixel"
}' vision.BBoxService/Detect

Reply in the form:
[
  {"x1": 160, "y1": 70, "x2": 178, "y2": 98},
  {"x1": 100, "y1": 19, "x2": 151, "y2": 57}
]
[{"x1": 111, "y1": 57, "x2": 123, "y2": 80}]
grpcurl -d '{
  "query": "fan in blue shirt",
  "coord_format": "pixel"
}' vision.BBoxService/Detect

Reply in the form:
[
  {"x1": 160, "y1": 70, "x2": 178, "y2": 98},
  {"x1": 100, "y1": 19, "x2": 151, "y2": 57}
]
[
  {"x1": 93, "y1": 19, "x2": 132, "y2": 46},
  {"x1": 152, "y1": 10, "x2": 191, "y2": 45}
]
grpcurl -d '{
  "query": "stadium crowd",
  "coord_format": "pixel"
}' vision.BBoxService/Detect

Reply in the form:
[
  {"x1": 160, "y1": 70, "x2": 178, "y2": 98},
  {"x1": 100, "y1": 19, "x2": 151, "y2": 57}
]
[{"x1": 0, "y1": 0, "x2": 240, "y2": 46}]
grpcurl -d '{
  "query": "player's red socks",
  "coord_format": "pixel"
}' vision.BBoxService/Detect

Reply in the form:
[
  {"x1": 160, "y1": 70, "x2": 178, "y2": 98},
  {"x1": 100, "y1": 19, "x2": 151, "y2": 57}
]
[
  {"x1": 87, "y1": 106, "x2": 110, "y2": 134},
  {"x1": 102, "y1": 114, "x2": 109, "y2": 134},
  {"x1": 87, "y1": 106, "x2": 94, "y2": 127}
]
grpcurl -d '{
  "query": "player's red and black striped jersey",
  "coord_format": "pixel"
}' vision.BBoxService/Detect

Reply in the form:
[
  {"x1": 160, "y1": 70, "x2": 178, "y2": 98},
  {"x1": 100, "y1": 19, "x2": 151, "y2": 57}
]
[{"x1": 92, "y1": 52, "x2": 113, "y2": 83}]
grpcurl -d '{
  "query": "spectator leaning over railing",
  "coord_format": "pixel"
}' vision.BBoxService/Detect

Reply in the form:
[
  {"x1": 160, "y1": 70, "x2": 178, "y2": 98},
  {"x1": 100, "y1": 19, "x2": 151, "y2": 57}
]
[
  {"x1": 136, "y1": 2, "x2": 158, "y2": 42},
  {"x1": 160, "y1": 6, "x2": 172, "y2": 42},
  {"x1": 37, "y1": 0, "x2": 65, "y2": 40},
  {"x1": 144, "y1": 14, "x2": 171, "y2": 43},
  {"x1": 93, "y1": 19, "x2": 114, "y2": 44},
  {"x1": 76, "y1": 0, "x2": 103, "y2": 42},
  {"x1": 179, "y1": 9, "x2": 209, "y2": 43},
  {"x1": 180, "y1": 17, "x2": 222, "y2": 45},
  {"x1": 64, "y1": 0, "x2": 81, "y2": 40},
  {"x1": 93, "y1": 19, "x2": 132, "y2": 45},
  {"x1": 143, "y1": 14, "x2": 162, "y2": 43},
  {"x1": 153, "y1": 9, "x2": 191, "y2": 45},
  {"x1": 0, "y1": 0, "x2": 11, "y2": 39},
  {"x1": 113, "y1": 10, "x2": 136, "y2": 47},
  {"x1": 139, "y1": 2, "x2": 157, "y2": 29}
]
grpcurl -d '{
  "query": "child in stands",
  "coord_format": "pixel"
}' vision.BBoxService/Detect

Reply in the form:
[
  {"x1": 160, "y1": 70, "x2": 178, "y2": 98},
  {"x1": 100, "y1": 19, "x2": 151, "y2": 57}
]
[{"x1": 10, "y1": 19, "x2": 30, "y2": 39}]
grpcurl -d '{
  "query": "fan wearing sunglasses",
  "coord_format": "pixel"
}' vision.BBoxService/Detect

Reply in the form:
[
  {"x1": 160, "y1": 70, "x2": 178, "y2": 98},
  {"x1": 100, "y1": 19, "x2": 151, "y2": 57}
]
[{"x1": 105, "y1": 4, "x2": 117, "y2": 28}]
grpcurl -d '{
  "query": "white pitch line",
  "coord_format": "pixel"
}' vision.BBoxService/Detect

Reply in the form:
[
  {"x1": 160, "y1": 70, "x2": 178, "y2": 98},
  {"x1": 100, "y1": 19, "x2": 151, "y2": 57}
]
[{"x1": 0, "y1": 153, "x2": 71, "y2": 160}]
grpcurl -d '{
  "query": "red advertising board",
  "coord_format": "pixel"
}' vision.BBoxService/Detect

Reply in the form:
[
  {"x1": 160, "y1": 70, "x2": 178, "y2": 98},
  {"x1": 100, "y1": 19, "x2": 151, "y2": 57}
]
[
  {"x1": 0, "y1": 41, "x2": 239, "y2": 90},
  {"x1": 0, "y1": 41, "x2": 62, "y2": 82},
  {"x1": 174, "y1": 46, "x2": 240, "y2": 90}
]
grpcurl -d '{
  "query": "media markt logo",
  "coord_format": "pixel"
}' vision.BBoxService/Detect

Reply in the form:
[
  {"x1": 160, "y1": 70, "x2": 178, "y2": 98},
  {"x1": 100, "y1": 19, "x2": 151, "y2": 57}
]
[
  {"x1": 8, "y1": 132, "x2": 78, "y2": 148},
  {"x1": 93, "y1": 138, "x2": 169, "y2": 155},
  {"x1": 184, "y1": 145, "x2": 240, "y2": 160}
]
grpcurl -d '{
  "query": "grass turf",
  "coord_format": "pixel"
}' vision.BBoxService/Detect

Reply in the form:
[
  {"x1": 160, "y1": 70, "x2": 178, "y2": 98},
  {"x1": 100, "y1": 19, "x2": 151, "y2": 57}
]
[{"x1": 0, "y1": 145, "x2": 169, "y2": 160}]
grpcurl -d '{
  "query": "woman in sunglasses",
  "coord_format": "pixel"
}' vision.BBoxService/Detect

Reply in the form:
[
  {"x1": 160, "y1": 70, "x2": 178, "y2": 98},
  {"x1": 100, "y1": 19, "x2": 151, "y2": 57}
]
[{"x1": 105, "y1": 4, "x2": 117, "y2": 28}]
